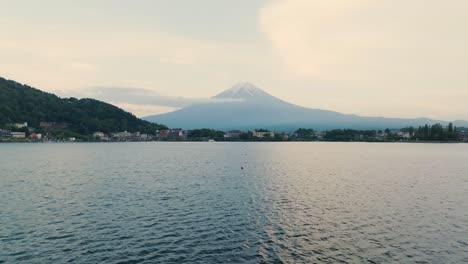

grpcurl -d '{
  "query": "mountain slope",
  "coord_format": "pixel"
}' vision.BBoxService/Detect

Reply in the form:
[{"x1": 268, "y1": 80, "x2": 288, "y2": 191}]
[
  {"x1": 0, "y1": 77, "x2": 167, "y2": 134},
  {"x1": 144, "y1": 83, "x2": 468, "y2": 131}
]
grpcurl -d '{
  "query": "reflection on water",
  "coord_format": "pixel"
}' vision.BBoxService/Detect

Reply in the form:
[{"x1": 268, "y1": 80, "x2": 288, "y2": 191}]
[{"x1": 1, "y1": 142, "x2": 468, "y2": 263}]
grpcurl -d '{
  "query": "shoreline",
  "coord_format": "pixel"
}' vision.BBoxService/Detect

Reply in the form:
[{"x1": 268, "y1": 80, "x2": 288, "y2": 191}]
[{"x1": 1, "y1": 140, "x2": 465, "y2": 144}]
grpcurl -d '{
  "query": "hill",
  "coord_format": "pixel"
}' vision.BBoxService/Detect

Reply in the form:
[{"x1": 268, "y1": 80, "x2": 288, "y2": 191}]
[
  {"x1": 144, "y1": 83, "x2": 468, "y2": 131},
  {"x1": 0, "y1": 77, "x2": 167, "y2": 134}
]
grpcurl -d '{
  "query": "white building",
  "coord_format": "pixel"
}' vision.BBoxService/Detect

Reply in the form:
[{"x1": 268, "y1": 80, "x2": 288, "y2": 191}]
[
  {"x1": 13, "y1": 122, "x2": 28, "y2": 128},
  {"x1": 29, "y1": 133, "x2": 42, "y2": 140},
  {"x1": 112, "y1": 131, "x2": 132, "y2": 140},
  {"x1": 93, "y1": 132, "x2": 105, "y2": 138},
  {"x1": 252, "y1": 130, "x2": 275, "y2": 138},
  {"x1": 397, "y1": 131, "x2": 411, "y2": 139},
  {"x1": 460, "y1": 131, "x2": 468, "y2": 142},
  {"x1": 11, "y1": 132, "x2": 26, "y2": 138}
]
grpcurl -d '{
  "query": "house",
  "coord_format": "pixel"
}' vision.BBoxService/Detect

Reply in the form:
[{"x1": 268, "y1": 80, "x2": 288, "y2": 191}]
[
  {"x1": 397, "y1": 131, "x2": 411, "y2": 140},
  {"x1": 139, "y1": 134, "x2": 149, "y2": 140},
  {"x1": 93, "y1": 131, "x2": 109, "y2": 141},
  {"x1": 459, "y1": 131, "x2": 468, "y2": 142},
  {"x1": 112, "y1": 131, "x2": 132, "y2": 140},
  {"x1": 130, "y1": 132, "x2": 149, "y2": 140},
  {"x1": 93, "y1": 132, "x2": 105, "y2": 138},
  {"x1": 29, "y1": 133, "x2": 42, "y2": 140},
  {"x1": 224, "y1": 130, "x2": 243, "y2": 139},
  {"x1": 180, "y1": 130, "x2": 188, "y2": 139},
  {"x1": 11, "y1": 132, "x2": 26, "y2": 138},
  {"x1": 8, "y1": 122, "x2": 28, "y2": 129},
  {"x1": 159, "y1": 130, "x2": 170, "y2": 139},
  {"x1": 314, "y1": 131, "x2": 325, "y2": 140},
  {"x1": 0, "y1": 129, "x2": 12, "y2": 138},
  {"x1": 170, "y1": 128, "x2": 184, "y2": 138},
  {"x1": 252, "y1": 130, "x2": 275, "y2": 138}
]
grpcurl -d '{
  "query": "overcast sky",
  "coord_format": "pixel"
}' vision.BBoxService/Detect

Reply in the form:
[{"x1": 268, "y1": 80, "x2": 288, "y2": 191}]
[{"x1": 1, "y1": 0, "x2": 468, "y2": 120}]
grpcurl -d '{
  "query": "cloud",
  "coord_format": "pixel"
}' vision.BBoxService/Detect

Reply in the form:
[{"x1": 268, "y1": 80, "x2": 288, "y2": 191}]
[
  {"x1": 107, "y1": 102, "x2": 177, "y2": 118},
  {"x1": 0, "y1": 16, "x2": 268, "y2": 93},
  {"x1": 258, "y1": 0, "x2": 468, "y2": 119},
  {"x1": 260, "y1": 0, "x2": 468, "y2": 82},
  {"x1": 80, "y1": 86, "x2": 242, "y2": 109}
]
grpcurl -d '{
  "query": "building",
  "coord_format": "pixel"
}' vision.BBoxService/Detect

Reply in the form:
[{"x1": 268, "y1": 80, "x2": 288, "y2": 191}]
[
  {"x1": 29, "y1": 133, "x2": 42, "y2": 140},
  {"x1": 11, "y1": 132, "x2": 26, "y2": 138},
  {"x1": 112, "y1": 131, "x2": 132, "y2": 140},
  {"x1": 159, "y1": 130, "x2": 170, "y2": 139},
  {"x1": 93, "y1": 131, "x2": 109, "y2": 141},
  {"x1": 170, "y1": 128, "x2": 184, "y2": 138},
  {"x1": 93, "y1": 132, "x2": 105, "y2": 138},
  {"x1": 0, "y1": 129, "x2": 12, "y2": 138},
  {"x1": 180, "y1": 130, "x2": 188, "y2": 139},
  {"x1": 314, "y1": 131, "x2": 325, "y2": 140},
  {"x1": 8, "y1": 122, "x2": 28, "y2": 129},
  {"x1": 460, "y1": 131, "x2": 468, "y2": 142},
  {"x1": 252, "y1": 130, "x2": 275, "y2": 138},
  {"x1": 397, "y1": 131, "x2": 411, "y2": 140},
  {"x1": 224, "y1": 130, "x2": 243, "y2": 139},
  {"x1": 139, "y1": 134, "x2": 149, "y2": 140}
]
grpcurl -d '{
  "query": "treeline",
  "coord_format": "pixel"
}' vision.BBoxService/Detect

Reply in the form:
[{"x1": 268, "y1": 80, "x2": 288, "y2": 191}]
[
  {"x1": 183, "y1": 124, "x2": 462, "y2": 142},
  {"x1": 402, "y1": 123, "x2": 459, "y2": 141},
  {"x1": 0, "y1": 77, "x2": 167, "y2": 135},
  {"x1": 187, "y1": 129, "x2": 225, "y2": 141},
  {"x1": 323, "y1": 129, "x2": 378, "y2": 142},
  {"x1": 186, "y1": 129, "x2": 286, "y2": 141},
  {"x1": 291, "y1": 123, "x2": 461, "y2": 142}
]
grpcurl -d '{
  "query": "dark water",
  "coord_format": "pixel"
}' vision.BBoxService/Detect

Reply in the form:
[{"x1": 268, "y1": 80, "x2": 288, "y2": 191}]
[{"x1": 1, "y1": 142, "x2": 468, "y2": 263}]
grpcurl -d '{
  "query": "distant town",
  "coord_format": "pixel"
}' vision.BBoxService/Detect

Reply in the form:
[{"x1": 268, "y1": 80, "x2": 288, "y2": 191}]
[{"x1": 1, "y1": 121, "x2": 467, "y2": 143}]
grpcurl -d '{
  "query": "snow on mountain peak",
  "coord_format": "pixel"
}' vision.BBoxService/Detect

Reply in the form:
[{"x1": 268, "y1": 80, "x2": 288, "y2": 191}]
[{"x1": 213, "y1": 82, "x2": 273, "y2": 100}]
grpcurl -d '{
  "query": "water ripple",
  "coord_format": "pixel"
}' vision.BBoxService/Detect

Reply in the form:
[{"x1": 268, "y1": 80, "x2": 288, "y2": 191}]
[{"x1": 1, "y1": 142, "x2": 468, "y2": 263}]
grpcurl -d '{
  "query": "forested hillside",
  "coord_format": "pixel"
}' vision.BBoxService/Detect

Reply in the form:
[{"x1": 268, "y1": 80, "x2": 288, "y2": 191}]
[{"x1": 0, "y1": 77, "x2": 167, "y2": 134}]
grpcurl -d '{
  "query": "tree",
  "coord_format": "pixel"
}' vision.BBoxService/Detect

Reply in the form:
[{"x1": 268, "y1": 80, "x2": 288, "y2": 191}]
[{"x1": 0, "y1": 77, "x2": 167, "y2": 136}]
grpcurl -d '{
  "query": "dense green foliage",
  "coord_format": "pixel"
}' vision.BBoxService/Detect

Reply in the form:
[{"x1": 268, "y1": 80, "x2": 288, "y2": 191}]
[
  {"x1": 404, "y1": 123, "x2": 459, "y2": 141},
  {"x1": 188, "y1": 129, "x2": 225, "y2": 140},
  {"x1": 0, "y1": 77, "x2": 167, "y2": 134},
  {"x1": 292, "y1": 128, "x2": 317, "y2": 141},
  {"x1": 324, "y1": 129, "x2": 378, "y2": 142}
]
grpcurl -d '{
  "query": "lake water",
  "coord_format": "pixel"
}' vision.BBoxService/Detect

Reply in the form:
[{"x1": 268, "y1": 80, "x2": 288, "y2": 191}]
[{"x1": 1, "y1": 142, "x2": 468, "y2": 263}]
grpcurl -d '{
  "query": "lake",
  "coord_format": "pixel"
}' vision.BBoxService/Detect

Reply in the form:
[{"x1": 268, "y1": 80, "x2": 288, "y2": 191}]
[{"x1": 1, "y1": 142, "x2": 468, "y2": 263}]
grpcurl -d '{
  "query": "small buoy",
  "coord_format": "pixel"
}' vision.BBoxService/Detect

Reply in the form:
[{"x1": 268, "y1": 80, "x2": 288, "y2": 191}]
[{"x1": 241, "y1": 167, "x2": 244, "y2": 170}]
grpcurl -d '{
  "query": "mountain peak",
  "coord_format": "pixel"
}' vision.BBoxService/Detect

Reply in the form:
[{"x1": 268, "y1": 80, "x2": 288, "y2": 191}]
[{"x1": 213, "y1": 82, "x2": 273, "y2": 100}]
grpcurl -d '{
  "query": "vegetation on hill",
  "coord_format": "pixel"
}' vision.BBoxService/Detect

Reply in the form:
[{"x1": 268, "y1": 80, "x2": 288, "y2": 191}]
[
  {"x1": 0, "y1": 77, "x2": 167, "y2": 135},
  {"x1": 188, "y1": 129, "x2": 225, "y2": 141}
]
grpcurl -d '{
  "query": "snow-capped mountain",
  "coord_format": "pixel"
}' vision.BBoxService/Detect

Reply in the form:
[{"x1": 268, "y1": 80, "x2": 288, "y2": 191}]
[
  {"x1": 143, "y1": 83, "x2": 468, "y2": 131},
  {"x1": 213, "y1": 82, "x2": 276, "y2": 101}
]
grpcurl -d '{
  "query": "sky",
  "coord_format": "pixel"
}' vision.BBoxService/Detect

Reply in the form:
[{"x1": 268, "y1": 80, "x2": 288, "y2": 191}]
[{"x1": 1, "y1": 0, "x2": 468, "y2": 120}]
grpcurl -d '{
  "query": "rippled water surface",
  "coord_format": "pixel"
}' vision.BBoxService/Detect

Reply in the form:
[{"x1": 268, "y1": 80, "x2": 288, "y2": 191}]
[{"x1": 1, "y1": 142, "x2": 468, "y2": 263}]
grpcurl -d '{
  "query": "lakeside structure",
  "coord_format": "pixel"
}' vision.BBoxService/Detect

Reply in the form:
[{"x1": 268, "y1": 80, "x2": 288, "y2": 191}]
[
  {"x1": 224, "y1": 130, "x2": 243, "y2": 139},
  {"x1": 460, "y1": 130, "x2": 468, "y2": 142},
  {"x1": 1, "y1": 120, "x2": 466, "y2": 143},
  {"x1": 0, "y1": 122, "x2": 468, "y2": 142},
  {"x1": 252, "y1": 130, "x2": 275, "y2": 139}
]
